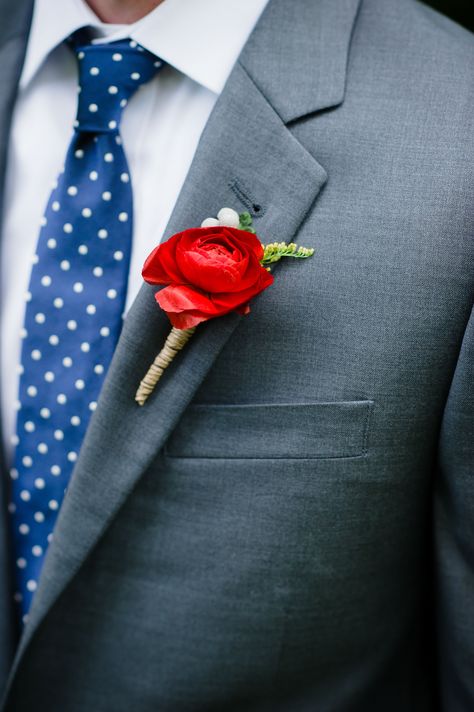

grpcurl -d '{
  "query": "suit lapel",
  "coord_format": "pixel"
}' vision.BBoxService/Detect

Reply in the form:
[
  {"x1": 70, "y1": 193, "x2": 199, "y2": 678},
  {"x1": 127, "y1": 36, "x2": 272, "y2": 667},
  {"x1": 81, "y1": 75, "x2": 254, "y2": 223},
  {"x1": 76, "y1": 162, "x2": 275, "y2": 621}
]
[
  {"x1": 0, "y1": 0, "x2": 34, "y2": 693},
  {"x1": 0, "y1": 1, "x2": 34, "y2": 462},
  {"x1": 6, "y1": 0, "x2": 362, "y2": 688}
]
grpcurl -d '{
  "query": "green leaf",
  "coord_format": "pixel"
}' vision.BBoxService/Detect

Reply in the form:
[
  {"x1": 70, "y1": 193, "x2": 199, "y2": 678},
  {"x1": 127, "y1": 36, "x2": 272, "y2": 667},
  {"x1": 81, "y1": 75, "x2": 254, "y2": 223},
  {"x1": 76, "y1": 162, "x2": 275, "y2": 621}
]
[{"x1": 238, "y1": 212, "x2": 254, "y2": 231}]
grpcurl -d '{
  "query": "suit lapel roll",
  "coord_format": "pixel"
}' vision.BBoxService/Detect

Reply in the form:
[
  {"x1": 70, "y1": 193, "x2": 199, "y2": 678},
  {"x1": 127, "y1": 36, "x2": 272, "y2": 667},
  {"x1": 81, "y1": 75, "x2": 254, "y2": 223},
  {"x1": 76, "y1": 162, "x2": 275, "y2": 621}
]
[
  {"x1": 6, "y1": 0, "x2": 363, "y2": 689},
  {"x1": 12, "y1": 60, "x2": 327, "y2": 663},
  {"x1": 0, "y1": 0, "x2": 35, "y2": 694}
]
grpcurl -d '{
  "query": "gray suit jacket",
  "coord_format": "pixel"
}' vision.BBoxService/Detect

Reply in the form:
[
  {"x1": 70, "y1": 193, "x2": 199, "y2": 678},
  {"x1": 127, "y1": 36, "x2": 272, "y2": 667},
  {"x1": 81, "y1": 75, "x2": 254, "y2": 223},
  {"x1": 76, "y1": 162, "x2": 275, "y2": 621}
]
[{"x1": 0, "y1": 0, "x2": 472, "y2": 709}]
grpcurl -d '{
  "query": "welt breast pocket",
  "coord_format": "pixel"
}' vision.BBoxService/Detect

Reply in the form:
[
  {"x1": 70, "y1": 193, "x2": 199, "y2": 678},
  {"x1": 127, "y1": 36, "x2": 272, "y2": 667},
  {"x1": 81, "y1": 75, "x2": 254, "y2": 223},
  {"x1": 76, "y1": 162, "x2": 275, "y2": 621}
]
[{"x1": 164, "y1": 400, "x2": 374, "y2": 460}]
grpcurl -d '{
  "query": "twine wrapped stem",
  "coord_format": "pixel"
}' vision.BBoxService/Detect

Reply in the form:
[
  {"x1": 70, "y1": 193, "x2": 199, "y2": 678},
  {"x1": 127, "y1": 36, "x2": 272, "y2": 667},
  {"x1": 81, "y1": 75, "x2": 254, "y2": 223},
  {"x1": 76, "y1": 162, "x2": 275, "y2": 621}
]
[{"x1": 135, "y1": 326, "x2": 196, "y2": 406}]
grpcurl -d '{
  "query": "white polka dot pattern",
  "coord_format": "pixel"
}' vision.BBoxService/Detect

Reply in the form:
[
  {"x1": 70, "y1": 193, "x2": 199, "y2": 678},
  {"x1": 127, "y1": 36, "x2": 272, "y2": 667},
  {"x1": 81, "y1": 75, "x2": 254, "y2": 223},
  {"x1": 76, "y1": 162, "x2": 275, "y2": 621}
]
[{"x1": 10, "y1": 34, "x2": 164, "y2": 623}]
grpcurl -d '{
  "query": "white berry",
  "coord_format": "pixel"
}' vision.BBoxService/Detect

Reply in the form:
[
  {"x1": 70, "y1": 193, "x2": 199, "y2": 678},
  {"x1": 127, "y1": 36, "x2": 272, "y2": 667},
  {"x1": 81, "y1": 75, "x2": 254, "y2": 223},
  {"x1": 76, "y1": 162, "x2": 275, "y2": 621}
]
[
  {"x1": 200, "y1": 217, "x2": 220, "y2": 228},
  {"x1": 217, "y1": 208, "x2": 240, "y2": 228}
]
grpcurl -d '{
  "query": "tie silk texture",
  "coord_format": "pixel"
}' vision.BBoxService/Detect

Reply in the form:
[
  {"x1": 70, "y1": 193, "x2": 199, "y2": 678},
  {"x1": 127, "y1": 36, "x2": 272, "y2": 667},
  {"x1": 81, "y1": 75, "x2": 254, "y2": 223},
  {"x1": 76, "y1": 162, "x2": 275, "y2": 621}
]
[{"x1": 10, "y1": 37, "x2": 163, "y2": 621}]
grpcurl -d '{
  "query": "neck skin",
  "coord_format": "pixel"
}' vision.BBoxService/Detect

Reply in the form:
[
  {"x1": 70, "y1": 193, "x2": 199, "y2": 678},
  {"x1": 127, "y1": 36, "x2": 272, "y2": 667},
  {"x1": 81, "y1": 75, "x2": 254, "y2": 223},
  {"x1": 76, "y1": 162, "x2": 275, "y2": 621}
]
[{"x1": 85, "y1": 0, "x2": 164, "y2": 24}]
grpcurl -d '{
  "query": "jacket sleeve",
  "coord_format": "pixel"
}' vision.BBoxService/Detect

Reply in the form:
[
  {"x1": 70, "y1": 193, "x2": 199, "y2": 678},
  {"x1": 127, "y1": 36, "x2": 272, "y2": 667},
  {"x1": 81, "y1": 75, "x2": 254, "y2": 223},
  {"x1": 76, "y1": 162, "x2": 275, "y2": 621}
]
[{"x1": 435, "y1": 303, "x2": 474, "y2": 710}]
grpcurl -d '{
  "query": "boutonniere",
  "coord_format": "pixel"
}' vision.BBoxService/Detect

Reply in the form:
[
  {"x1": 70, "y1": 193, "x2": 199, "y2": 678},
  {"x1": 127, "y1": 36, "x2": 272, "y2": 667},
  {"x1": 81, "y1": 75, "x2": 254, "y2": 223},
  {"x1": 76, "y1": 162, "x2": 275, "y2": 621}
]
[{"x1": 135, "y1": 208, "x2": 314, "y2": 405}]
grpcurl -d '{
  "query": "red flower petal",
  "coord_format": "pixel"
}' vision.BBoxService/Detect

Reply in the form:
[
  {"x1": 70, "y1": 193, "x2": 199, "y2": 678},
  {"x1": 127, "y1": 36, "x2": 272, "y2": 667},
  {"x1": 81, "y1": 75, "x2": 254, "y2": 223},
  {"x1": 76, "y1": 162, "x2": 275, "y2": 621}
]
[
  {"x1": 155, "y1": 268, "x2": 274, "y2": 328},
  {"x1": 142, "y1": 232, "x2": 186, "y2": 285},
  {"x1": 144, "y1": 225, "x2": 272, "y2": 328},
  {"x1": 156, "y1": 284, "x2": 216, "y2": 315}
]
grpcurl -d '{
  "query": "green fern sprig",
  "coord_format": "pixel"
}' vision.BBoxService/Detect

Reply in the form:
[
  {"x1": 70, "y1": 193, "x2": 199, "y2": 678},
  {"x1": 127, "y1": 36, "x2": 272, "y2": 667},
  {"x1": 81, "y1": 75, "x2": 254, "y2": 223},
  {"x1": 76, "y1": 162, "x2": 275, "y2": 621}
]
[
  {"x1": 238, "y1": 212, "x2": 314, "y2": 265},
  {"x1": 260, "y1": 241, "x2": 314, "y2": 265}
]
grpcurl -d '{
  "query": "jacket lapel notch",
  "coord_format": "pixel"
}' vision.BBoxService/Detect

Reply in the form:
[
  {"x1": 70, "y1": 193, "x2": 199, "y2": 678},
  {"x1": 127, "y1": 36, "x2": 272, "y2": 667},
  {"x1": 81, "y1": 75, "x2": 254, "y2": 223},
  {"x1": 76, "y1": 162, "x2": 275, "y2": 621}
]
[{"x1": 239, "y1": 0, "x2": 362, "y2": 123}]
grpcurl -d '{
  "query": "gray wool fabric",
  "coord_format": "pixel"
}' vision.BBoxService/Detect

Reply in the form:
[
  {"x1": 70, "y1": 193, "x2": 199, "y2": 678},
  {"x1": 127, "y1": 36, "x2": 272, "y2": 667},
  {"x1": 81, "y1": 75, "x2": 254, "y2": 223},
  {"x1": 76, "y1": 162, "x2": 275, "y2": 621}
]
[{"x1": 0, "y1": 0, "x2": 473, "y2": 710}]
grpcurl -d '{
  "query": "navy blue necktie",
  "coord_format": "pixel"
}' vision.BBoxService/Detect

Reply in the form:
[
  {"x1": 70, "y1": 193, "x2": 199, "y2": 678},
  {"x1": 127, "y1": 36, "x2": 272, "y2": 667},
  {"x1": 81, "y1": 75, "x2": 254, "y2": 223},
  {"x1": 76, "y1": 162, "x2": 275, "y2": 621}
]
[{"x1": 10, "y1": 35, "x2": 164, "y2": 622}]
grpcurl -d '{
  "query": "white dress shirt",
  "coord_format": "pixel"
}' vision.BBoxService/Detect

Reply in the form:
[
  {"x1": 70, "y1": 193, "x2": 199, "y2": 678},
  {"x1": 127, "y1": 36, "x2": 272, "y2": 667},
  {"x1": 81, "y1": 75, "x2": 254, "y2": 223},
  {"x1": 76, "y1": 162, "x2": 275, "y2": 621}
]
[{"x1": 0, "y1": 0, "x2": 269, "y2": 456}]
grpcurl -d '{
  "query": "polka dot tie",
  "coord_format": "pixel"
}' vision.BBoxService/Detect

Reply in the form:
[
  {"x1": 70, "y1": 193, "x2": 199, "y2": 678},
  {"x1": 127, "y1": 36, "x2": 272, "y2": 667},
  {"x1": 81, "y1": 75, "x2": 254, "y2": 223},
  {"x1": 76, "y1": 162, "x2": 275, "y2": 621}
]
[{"x1": 9, "y1": 34, "x2": 164, "y2": 623}]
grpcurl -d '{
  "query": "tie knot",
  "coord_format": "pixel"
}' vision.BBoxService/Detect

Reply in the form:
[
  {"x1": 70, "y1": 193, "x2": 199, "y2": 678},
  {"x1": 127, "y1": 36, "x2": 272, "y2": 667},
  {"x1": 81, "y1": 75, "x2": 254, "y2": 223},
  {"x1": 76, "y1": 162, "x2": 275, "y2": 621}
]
[{"x1": 72, "y1": 37, "x2": 164, "y2": 133}]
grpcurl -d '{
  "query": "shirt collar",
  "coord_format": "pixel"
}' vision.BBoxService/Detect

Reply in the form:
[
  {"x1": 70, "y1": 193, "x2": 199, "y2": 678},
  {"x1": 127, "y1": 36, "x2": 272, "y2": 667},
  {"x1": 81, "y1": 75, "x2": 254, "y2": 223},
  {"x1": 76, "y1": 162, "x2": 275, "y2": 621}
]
[
  {"x1": 21, "y1": 0, "x2": 270, "y2": 94},
  {"x1": 20, "y1": 0, "x2": 98, "y2": 89}
]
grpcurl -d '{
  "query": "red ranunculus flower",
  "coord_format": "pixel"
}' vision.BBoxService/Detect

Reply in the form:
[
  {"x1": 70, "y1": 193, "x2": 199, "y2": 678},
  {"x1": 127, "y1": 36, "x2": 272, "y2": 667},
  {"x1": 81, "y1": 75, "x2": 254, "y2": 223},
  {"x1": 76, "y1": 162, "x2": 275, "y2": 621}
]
[{"x1": 142, "y1": 226, "x2": 274, "y2": 329}]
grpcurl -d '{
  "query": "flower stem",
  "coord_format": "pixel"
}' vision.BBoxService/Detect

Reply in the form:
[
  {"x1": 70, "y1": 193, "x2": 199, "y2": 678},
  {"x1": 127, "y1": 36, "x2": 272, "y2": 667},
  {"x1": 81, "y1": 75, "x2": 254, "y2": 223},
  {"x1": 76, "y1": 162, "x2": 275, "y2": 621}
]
[{"x1": 135, "y1": 326, "x2": 196, "y2": 406}]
